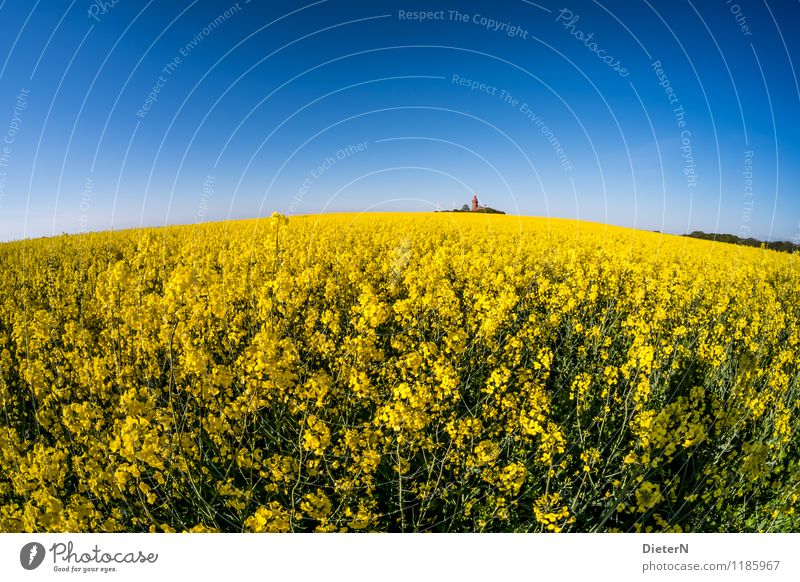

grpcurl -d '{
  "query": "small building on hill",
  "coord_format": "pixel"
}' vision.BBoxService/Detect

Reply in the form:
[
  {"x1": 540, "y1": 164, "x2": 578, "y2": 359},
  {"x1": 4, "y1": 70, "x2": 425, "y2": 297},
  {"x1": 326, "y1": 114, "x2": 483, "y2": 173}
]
[{"x1": 441, "y1": 195, "x2": 505, "y2": 214}]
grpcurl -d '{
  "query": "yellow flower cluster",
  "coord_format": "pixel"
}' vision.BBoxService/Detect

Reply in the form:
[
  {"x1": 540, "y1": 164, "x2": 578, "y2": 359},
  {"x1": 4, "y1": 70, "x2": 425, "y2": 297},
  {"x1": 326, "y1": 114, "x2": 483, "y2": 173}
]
[{"x1": 0, "y1": 213, "x2": 797, "y2": 532}]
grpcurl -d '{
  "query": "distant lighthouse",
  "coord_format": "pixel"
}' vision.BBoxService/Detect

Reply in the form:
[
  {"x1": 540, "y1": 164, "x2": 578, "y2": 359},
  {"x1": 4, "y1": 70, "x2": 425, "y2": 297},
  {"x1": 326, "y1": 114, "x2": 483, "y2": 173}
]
[{"x1": 471, "y1": 195, "x2": 479, "y2": 212}]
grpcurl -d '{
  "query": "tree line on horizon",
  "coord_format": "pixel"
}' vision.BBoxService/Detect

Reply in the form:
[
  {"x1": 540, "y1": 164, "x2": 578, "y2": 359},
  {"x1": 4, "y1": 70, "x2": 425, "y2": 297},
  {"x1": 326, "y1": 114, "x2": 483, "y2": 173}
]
[{"x1": 684, "y1": 231, "x2": 800, "y2": 254}]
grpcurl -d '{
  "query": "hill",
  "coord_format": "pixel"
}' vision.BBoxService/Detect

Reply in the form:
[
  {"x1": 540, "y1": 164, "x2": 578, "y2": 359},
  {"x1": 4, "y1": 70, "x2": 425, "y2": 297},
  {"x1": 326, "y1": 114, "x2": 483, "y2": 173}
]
[
  {"x1": 0, "y1": 213, "x2": 797, "y2": 533},
  {"x1": 684, "y1": 230, "x2": 799, "y2": 254},
  {"x1": 439, "y1": 206, "x2": 506, "y2": 214}
]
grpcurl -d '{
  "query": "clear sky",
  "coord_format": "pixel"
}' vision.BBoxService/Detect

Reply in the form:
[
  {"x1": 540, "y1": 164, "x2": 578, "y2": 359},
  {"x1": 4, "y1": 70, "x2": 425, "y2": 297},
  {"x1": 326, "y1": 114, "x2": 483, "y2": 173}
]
[{"x1": 0, "y1": 0, "x2": 798, "y2": 241}]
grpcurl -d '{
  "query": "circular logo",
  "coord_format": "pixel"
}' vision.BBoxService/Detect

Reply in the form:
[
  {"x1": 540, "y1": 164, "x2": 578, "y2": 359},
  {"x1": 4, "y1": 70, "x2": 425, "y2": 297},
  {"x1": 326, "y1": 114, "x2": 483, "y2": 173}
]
[{"x1": 20, "y1": 542, "x2": 46, "y2": 570}]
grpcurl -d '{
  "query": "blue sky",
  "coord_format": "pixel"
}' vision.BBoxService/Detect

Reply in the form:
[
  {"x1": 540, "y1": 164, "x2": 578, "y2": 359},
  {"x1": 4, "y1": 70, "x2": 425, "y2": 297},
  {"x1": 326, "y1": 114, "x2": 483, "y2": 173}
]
[{"x1": 0, "y1": 0, "x2": 798, "y2": 241}]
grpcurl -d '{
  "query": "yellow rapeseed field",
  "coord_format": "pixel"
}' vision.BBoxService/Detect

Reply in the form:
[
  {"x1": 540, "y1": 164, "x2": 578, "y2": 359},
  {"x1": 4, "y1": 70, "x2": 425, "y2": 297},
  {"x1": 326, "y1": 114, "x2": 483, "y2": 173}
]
[{"x1": 0, "y1": 212, "x2": 797, "y2": 532}]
